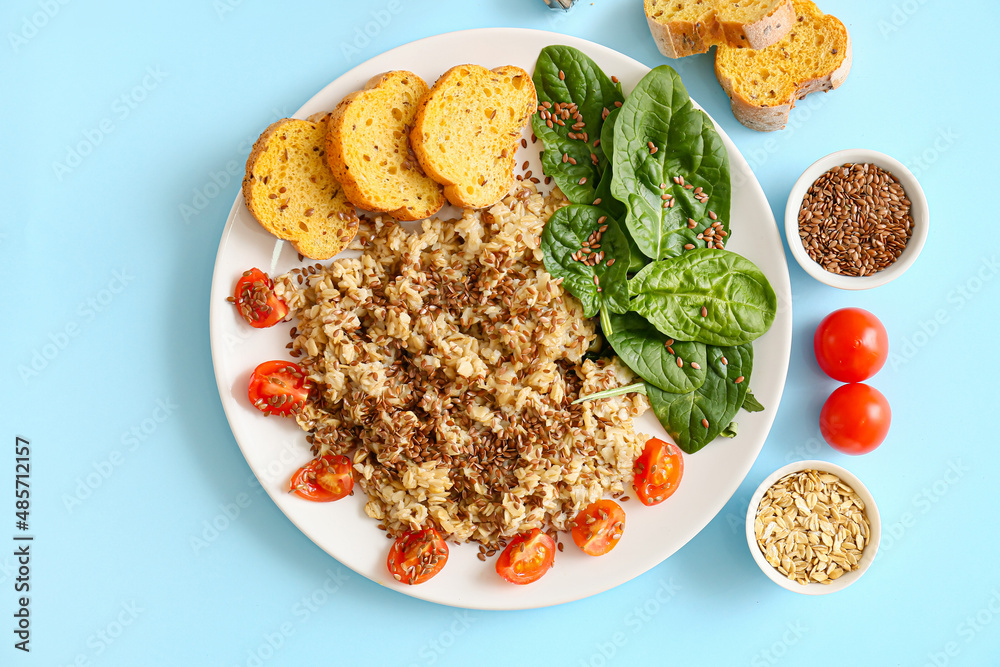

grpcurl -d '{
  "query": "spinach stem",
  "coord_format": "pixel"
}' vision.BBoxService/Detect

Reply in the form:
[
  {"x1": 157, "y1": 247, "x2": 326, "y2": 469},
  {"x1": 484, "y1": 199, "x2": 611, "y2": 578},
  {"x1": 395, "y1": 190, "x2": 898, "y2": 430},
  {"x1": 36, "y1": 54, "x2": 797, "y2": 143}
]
[
  {"x1": 599, "y1": 306, "x2": 614, "y2": 337},
  {"x1": 572, "y1": 382, "x2": 647, "y2": 405}
]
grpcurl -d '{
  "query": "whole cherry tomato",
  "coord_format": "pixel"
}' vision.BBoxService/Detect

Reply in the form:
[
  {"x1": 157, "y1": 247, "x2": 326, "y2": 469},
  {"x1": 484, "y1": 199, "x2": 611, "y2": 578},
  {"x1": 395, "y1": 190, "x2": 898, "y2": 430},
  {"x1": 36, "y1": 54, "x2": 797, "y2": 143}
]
[
  {"x1": 820, "y1": 383, "x2": 891, "y2": 455},
  {"x1": 814, "y1": 308, "x2": 888, "y2": 382}
]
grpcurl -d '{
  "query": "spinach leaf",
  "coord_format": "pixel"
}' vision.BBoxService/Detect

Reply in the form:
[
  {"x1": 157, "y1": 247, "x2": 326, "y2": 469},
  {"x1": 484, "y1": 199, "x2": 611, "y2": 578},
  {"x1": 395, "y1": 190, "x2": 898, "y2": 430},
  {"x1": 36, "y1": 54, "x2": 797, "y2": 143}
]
[
  {"x1": 594, "y1": 108, "x2": 625, "y2": 218},
  {"x1": 646, "y1": 343, "x2": 753, "y2": 454},
  {"x1": 611, "y1": 65, "x2": 731, "y2": 260},
  {"x1": 532, "y1": 46, "x2": 624, "y2": 205},
  {"x1": 629, "y1": 248, "x2": 776, "y2": 346},
  {"x1": 623, "y1": 227, "x2": 650, "y2": 274},
  {"x1": 720, "y1": 422, "x2": 738, "y2": 438},
  {"x1": 742, "y1": 390, "x2": 765, "y2": 413},
  {"x1": 541, "y1": 204, "x2": 630, "y2": 320},
  {"x1": 596, "y1": 107, "x2": 649, "y2": 275},
  {"x1": 605, "y1": 312, "x2": 706, "y2": 393}
]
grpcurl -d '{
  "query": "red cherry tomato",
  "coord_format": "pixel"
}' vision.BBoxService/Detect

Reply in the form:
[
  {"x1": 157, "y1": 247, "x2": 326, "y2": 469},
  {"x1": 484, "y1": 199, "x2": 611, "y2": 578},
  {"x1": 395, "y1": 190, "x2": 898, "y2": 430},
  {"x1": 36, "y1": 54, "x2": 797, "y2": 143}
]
[
  {"x1": 571, "y1": 499, "x2": 626, "y2": 556},
  {"x1": 248, "y1": 360, "x2": 311, "y2": 416},
  {"x1": 289, "y1": 455, "x2": 354, "y2": 502},
  {"x1": 819, "y1": 383, "x2": 891, "y2": 455},
  {"x1": 495, "y1": 529, "x2": 556, "y2": 585},
  {"x1": 633, "y1": 437, "x2": 683, "y2": 506},
  {"x1": 387, "y1": 528, "x2": 449, "y2": 585},
  {"x1": 814, "y1": 308, "x2": 888, "y2": 382},
  {"x1": 233, "y1": 268, "x2": 288, "y2": 328}
]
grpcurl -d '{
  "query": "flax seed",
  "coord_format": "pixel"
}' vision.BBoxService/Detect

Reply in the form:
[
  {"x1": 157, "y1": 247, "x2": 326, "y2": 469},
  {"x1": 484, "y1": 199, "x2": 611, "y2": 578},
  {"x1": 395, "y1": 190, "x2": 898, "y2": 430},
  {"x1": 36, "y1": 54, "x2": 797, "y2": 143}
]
[{"x1": 799, "y1": 162, "x2": 913, "y2": 276}]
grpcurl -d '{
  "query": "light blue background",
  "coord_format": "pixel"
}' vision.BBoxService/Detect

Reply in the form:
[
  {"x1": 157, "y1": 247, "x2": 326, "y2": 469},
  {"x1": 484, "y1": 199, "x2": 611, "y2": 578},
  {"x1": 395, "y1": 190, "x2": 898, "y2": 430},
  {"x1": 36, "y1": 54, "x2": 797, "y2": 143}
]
[{"x1": 2, "y1": 1, "x2": 997, "y2": 665}]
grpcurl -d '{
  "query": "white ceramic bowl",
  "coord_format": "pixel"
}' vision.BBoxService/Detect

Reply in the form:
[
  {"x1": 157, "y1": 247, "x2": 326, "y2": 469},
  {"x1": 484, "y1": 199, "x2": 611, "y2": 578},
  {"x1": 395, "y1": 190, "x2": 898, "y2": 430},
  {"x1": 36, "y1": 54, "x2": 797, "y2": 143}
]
[
  {"x1": 745, "y1": 460, "x2": 881, "y2": 595},
  {"x1": 784, "y1": 149, "x2": 929, "y2": 290}
]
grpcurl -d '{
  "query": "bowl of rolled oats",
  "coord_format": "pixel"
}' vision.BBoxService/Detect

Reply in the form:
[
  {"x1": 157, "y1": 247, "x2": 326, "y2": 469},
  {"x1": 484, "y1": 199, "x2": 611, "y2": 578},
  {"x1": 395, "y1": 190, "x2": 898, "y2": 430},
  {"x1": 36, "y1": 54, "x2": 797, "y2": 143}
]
[
  {"x1": 745, "y1": 460, "x2": 881, "y2": 594},
  {"x1": 784, "y1": 148, "x2": 928, "y2": 290}
]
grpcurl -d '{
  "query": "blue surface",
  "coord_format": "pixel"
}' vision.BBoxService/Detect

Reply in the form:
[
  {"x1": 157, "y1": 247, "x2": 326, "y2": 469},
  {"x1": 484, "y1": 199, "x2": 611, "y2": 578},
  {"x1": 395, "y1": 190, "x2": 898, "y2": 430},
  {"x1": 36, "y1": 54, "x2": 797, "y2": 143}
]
[{"x1": 2, "y1": 0, "x2": 998, "y2": 665}]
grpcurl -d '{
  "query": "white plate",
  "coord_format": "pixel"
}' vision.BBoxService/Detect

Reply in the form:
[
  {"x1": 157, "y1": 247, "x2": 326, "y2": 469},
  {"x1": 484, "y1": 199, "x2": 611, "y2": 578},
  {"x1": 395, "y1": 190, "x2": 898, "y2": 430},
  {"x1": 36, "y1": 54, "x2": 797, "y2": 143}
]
[{"x1": 209, "y1": 28, "x2": 792, "y2": 610}]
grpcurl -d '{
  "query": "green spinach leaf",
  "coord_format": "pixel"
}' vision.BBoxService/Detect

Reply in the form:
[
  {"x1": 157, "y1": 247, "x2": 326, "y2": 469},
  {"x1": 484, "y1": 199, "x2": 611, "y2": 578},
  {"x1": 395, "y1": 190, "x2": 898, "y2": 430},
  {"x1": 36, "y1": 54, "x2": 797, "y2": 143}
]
[
  {"x1": 596, "y1": 107, "x2": 649, "y2": 275},
  {"x1": 629, "y1": 248, "x2": 776, "y2": 346},
  {"x1": 541, "y1": 204, "x2": 630, "y2": 319},
  {"x1": 646, "y1": 343, "x2": 753, "y2": 454},
  {"x1": 532, "y1": 46, "x2": 624, "y2": 205},
  {"x1": 611, "y1": 65, "x2": 731, "y2": 260},
  {"x1": 594, "y1": 108, "x2": 624, "y2": 218},
  {"x1": 605, "y1": 312, "x2": 706, "y2": 393},
  {"x1": 741, "y1": 390, "x2": 765, "y2": 413}
]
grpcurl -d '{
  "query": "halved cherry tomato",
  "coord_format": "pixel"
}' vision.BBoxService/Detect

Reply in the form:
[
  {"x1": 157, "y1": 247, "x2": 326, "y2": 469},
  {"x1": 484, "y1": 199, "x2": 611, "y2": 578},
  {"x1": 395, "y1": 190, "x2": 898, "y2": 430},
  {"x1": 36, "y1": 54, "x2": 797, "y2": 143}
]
[
  {"x1": 248, "y1": 360, "x2": 311, "y2": 416},
  {"x1": 633, "y1": 437, "x2": 683, "y2": 506},
  {"x1": 387, "y1": 528, "x2": 449, "y2": 585},
  {"x1": 820, "y1": 383, "x2": 891, "y2": 455},
  {"x1": 495, "y1": 528, "x2": 556, "y2": 585},
  {"x1": 814, "y1": 308, "x2": 888, "y2": 382},
  {"x1": 571, "y1": 499, "x2": 625, "y2": 556},
  {"x1": 289, "y1": 455, "x2": 354, "y2": 502},
  {"x1": 233, "y1": 268, "x2": 288, "y2": 328}
]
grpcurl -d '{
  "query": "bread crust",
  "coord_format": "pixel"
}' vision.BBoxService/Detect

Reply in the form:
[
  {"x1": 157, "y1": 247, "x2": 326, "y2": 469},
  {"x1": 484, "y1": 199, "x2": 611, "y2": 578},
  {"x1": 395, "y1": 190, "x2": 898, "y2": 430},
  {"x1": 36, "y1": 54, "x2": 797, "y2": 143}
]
[
  {"x1": 715, "y1": 4, "x2": 851, "y2": 132},
  {"x1": 326, "y1": 71, "x2": 445, "y2": 221}
]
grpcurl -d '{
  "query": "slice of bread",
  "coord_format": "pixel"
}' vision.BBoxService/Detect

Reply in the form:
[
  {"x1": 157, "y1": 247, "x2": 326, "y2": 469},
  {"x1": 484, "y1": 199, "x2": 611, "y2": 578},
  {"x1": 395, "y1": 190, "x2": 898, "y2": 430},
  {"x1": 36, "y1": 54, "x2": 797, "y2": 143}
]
[
  {"x1": 645, "y1": 0, "x2": 793, "y2": 58},
  {"x1": 326, "y1": 71, "x2": 446, "y2": 221},
  {"x1": 715, "y1": 0, "x2": 851, "y2": 131},
  {"x1": 242, "y1": 116, "x2": 359, "y2": 259},
  {"x1": 410, "y1": 64, "x2": 536, "y2": 209}
]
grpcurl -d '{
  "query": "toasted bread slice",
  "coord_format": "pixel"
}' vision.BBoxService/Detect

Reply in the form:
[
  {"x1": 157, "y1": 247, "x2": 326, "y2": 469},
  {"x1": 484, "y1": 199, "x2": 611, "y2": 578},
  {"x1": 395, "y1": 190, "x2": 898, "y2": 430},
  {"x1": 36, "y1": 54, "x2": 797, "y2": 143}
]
[
  {"x1": 326, "y1": 71, "x2": 445, "y2": 221},
  {"x1": 243, "y1": 116, "x2": 359, "y2": 259},
  {"x1": 644, "y1": 0, "x2": 793, "y2": 58},
  {"x1": 715, "y1": 0, "x2": 851, "y2": 131},
  {"x1": 410, "y1": 64, "x2": 536, "y2": 209}
]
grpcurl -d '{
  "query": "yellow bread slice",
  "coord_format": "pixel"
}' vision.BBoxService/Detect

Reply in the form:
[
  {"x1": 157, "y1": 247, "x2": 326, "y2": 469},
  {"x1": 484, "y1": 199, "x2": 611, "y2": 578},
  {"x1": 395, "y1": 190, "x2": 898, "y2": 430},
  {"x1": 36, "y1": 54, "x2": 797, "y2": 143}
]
[
  {"x1": 326, "y1": 71, "x2": 445, "y2": 221},
  {"x1": 410, "y1": 64, "x2": 536, "y2": 209},
  {"x1": 644, "y1": 0, "x2": 793, "y2": 58},
  {"x1": 242, "y1": 116, "x2": 359, "y2": 259},
  {"x1": 715, "y1": 0, "x2": 851, "y2": 131}
]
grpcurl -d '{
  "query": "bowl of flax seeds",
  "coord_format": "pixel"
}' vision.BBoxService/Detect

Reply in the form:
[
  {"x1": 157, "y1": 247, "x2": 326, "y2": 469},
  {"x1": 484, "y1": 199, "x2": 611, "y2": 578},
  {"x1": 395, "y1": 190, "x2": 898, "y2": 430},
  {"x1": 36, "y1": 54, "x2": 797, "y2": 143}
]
[{"x1": 784, "y1": 149, "x2": 929, "y2": 290}]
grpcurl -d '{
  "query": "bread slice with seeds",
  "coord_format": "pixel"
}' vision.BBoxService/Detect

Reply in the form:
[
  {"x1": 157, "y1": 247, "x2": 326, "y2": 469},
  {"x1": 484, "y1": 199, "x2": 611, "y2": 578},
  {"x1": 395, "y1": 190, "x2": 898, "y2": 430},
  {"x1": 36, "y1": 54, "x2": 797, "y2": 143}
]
[
  {"x1": 242, "y1": 115, "x2": 359, "y2": 259},
  {"x1": 326, "y1": 71, "x2": 445, "y2": 221},
  {"x1": 644, "y1": 0, "x2": 793, "y2": 58},
  {"x1": 410, "y1": 64, "x2": 536, "y2": 209},
  {"x1": 715, "y1": 0, "x2": 851, "y2": 131}
]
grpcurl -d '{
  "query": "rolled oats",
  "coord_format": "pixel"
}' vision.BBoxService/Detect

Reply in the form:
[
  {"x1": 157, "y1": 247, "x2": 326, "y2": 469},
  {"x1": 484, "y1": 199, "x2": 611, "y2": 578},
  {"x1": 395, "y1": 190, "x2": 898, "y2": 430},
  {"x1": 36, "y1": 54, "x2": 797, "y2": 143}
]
[{"x1": 754, "y1": 469, "x2": 871, "y2": 585}]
